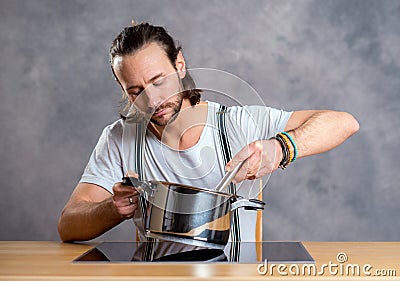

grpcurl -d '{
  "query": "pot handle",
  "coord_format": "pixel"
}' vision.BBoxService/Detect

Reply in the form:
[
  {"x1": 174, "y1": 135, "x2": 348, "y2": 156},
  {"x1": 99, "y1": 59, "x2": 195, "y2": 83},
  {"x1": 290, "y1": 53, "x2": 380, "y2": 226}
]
[
  {"x1": 122, "y1": 176, "x2": 153, "y2": 200},
  {"x1": 231, "y1": 198, "x2": 265, "y2": 211}
]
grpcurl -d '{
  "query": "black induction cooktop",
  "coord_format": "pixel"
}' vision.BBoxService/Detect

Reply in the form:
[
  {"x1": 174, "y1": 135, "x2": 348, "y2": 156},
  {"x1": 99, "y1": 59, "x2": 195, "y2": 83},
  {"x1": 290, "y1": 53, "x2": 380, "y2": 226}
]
[{"x1": 73, "y1": 241, "x2": 314, "y2": 264}]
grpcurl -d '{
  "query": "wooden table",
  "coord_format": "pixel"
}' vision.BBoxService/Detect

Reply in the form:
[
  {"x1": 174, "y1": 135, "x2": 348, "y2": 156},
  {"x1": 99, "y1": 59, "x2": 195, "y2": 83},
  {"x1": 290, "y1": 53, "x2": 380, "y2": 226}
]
[{"x1": 0, "y1": 241, "x2": 399, "y2": 280}]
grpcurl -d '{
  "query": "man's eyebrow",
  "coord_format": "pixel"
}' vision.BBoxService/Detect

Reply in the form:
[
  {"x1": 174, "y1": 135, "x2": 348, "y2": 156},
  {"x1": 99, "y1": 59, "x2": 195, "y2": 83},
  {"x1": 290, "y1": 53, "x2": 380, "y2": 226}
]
[{"x1": 126, "y1": 73, "x2": 165, "y2": 91}]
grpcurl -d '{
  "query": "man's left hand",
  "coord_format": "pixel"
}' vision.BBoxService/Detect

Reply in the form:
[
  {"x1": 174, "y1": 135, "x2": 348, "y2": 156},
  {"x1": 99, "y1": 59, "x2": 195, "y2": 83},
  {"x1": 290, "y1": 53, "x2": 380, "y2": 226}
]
[{"x1": 226, "y1": 139, "x2": 283, "y2": 183}]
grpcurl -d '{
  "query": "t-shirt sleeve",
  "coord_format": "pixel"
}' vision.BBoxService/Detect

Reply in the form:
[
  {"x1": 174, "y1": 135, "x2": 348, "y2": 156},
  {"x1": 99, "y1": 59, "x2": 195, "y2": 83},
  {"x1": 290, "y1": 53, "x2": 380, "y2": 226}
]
[
  {"x1": 80, "y1": 123, "x2": 124, "y2": 194},
  {"x1": 228, "y1": 105, "x2": 292, "y2": 142}
]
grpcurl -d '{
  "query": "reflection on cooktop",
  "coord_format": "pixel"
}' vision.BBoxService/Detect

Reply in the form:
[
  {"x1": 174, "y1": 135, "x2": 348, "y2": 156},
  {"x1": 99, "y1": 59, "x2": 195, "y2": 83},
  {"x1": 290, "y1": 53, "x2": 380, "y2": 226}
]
[{"x1": 73, "y1": 241, "x2": 314, "y2": 264}]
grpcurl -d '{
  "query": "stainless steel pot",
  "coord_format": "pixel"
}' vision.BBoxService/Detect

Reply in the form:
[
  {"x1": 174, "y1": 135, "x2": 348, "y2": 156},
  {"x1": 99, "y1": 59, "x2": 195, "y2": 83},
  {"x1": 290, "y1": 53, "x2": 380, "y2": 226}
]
[{"x1": 122, "y1": 176, "x2": 265, "y2": 249}]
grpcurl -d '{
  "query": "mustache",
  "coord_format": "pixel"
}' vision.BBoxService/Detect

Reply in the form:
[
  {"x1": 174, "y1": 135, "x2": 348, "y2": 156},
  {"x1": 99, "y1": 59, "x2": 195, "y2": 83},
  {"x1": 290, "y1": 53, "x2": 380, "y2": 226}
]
[{"x1": 153, "y1": 102, "x2": 176, "y2": 114}]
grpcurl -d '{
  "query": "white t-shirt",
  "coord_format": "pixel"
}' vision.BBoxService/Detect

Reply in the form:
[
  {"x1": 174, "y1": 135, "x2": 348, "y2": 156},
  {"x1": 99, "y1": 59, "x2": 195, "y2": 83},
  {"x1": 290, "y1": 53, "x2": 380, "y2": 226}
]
[{"x1": 81, "y1": 101, "x2": 292, "y2": 244}]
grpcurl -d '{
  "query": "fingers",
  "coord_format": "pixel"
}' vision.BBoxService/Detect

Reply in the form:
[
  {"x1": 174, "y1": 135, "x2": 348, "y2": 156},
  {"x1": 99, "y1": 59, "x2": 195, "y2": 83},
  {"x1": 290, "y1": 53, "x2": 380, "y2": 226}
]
[
  {"x1": 227, "y1": 142, "x2": 258, "y2": 183},
  {"x1": 226, "y1": 144, "x2": 254, "y2": 172},
  {"x1": 226, "y1": 145, "x2": 253, "y2": 184},
  {"x1": 126, "y1": 170, "x2": 139, "y2": 178},
  {"x1": 114, "y1": 197, "x2": 139, "y2": 218},
  {"x1": 228, "y1": 140, "x2": 279, "y2": 183},
  {"x1": 112, "y1": 182, "x2": 140, "y2": 219},
  {"x1": 113, "y1": 182, "x2": 139, "y2": 196},
  {"x1": 233, "y1": 151, "x2": 261, "y2": 184}
]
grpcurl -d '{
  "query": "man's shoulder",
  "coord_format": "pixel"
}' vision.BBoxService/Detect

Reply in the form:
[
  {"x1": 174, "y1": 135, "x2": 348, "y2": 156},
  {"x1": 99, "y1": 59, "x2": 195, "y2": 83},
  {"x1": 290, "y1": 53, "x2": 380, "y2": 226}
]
[
  {"x1": 101, "y1": 118, "x2": 124, "y2": 138},
  {"x1": 206, "y1": 101, "x2": 264, "y2": 120},
  {"x1": 206, "y1": 100, "x2": 250, "y2": 112},
  {"x1": 206, "y1": 101, "x2": 267, "y2": 111}
]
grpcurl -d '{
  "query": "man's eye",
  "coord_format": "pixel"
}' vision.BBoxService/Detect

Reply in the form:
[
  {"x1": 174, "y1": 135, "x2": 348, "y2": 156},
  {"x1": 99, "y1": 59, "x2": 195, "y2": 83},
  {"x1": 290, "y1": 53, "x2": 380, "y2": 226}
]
[
  {"x1": 128, "y1": 92, "x2": 140, "y2": 96},
  {"x1": 153, "y1": 80, "x2": 163, "y2": 87}
]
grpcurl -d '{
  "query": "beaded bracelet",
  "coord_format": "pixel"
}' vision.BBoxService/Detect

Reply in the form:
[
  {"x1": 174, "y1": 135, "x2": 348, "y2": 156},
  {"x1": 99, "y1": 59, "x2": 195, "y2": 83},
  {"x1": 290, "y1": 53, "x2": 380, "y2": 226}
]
[{"x1": 281, "y1": 131, "x2": 298, "y2": 162}]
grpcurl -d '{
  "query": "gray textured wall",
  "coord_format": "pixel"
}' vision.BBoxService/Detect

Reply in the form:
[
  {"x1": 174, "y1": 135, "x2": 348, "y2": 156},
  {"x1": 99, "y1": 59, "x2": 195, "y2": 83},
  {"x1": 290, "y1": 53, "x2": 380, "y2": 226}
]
[{"x1": 0, "y1": 0, "x2": 399, "y2": 241}]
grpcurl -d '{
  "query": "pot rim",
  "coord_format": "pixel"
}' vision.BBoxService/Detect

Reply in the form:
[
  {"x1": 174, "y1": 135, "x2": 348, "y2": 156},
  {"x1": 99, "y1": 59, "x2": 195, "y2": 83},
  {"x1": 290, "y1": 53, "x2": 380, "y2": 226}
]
[{"x1": 152, "y1": 180, "x2": 239, "y2": 199}]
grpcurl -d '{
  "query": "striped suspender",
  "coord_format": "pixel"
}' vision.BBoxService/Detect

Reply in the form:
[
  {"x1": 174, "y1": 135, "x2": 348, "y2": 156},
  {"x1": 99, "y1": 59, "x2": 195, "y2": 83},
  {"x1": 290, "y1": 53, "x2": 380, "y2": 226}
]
[
  {"x1": 135, "y1": 122, "x2": 155, "y2": 261},
  {"x1": 216, "y1": 105, "x2": 240, "y2": 261}
]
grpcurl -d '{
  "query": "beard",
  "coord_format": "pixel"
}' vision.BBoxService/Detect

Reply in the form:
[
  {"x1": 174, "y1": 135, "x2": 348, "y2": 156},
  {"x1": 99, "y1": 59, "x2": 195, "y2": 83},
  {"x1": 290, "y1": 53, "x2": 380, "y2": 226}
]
[{"x1": 149, "y1": 92, "x2": 184, "y2": 126}]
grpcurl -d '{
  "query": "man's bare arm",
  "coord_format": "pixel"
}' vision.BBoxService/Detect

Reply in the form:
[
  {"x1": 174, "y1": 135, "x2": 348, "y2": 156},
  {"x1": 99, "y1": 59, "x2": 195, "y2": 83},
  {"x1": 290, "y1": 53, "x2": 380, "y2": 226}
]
[
  {"x1": 284, "y1": 110, "x2": 359, "y2": 158},
  {"x1": 228, "y1": 110, "x2": 359, "y2": 182},
  {"x1": 58, "y1": 182, "x2": 138, "y2": 242}
]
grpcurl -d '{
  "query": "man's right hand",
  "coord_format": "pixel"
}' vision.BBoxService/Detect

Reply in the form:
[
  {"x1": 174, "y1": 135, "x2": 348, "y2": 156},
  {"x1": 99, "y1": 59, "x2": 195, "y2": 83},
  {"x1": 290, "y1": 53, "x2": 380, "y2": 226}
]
[
  {"x1": 112, "y1": 182, "x2": 139, "y2": 219},
  {"x1": 59, "y1": 175, "x2": 140, "y2": 242}
]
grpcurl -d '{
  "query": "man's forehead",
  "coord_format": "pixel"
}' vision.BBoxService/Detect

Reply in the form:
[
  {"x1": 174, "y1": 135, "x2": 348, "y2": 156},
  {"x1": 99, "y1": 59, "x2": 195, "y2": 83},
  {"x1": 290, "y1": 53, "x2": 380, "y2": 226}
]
[{"x1": 113, "y1": 43, "x2": 175, "y2": 87}]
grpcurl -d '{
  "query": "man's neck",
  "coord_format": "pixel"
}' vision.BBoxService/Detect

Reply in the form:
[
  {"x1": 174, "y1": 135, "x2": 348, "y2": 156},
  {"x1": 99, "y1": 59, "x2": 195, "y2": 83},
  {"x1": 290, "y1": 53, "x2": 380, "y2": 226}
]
[{"x1": 148, "y1": 100, "x2": 208, "y2": 150}]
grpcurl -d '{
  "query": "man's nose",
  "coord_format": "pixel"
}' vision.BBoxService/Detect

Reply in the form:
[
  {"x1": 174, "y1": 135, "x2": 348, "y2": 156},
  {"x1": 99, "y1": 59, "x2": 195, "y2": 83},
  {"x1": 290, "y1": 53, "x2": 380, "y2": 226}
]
[
  {"x1": 131, "y1": 90, "x2": 156, "y2": 114},
  {"x1": 143, "y1": 86, "x2": 164, "y2": 112},
  {"x1": 144, "y1": 89, "x2": 157, "y2": 108}
]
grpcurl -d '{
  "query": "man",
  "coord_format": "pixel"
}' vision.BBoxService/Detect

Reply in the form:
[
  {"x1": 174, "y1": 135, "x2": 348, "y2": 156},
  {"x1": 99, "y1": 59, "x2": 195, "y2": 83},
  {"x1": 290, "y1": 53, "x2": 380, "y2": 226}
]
[{"x1": 58, "y1": 22, "x2": 359, "y2": 244}]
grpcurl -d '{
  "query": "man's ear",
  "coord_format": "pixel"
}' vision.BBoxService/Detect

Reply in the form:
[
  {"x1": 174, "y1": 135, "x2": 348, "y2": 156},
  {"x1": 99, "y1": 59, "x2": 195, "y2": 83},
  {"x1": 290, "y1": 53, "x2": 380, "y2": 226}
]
[{"x1": 175, "y1": 51, "x2": 186, "y2": 79}]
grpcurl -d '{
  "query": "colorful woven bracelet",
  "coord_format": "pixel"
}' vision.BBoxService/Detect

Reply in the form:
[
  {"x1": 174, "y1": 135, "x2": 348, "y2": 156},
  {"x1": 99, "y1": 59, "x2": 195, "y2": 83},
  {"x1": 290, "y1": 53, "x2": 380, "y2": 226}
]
[
  {"x1": 279, "y1": 133, "x2": 294, "y2": 162},
  {"x1": 281, "y1": 131, "x2": 298, "y2": 162},
  {"x1": 274, "y1": 135, "x2": 290, "y2": 169},
  {"x1": 279, "y1": 133, "x2": 294, "y2": 163}
]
